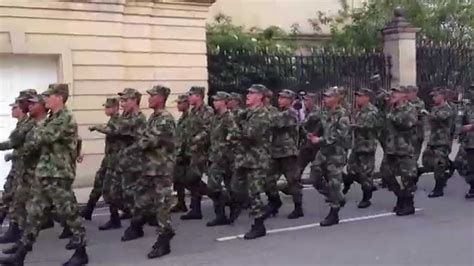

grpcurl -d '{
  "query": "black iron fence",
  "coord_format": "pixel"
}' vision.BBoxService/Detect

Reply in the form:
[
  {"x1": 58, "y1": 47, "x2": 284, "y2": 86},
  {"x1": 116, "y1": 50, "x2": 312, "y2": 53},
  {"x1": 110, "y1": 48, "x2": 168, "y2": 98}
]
[
  {"x1": 417, "y1": 39, "x2": 473, "y2": 105},
  {"x1": 207, "y1": 49, "x2": 392, "y2": 108}
]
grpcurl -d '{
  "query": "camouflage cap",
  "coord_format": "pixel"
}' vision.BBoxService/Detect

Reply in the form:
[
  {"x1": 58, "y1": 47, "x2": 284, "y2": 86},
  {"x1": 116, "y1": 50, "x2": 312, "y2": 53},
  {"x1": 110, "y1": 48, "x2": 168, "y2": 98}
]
[
  {"x1": 103, "y1": 97, "x2": 119, "y2": 107},
  {"x1": 247, "y1": 84, "x2": 268, "y2": 94},
  {"x1": 27, "y1": 94, "x2": 45, "y2": 104},
  {"x1": 43, "y1": 83, "x2": 69, "y2": 98},
  {"x1": 17, "y1": 89, "x2": 38, "y2": 101},
  {"x1": 212, "y1": 91, "x2": 231, "y2": 101},
  {"x1": 322, "y1": 86, "x2": 341, "y2": 97},
  {"x1": 429, "y1": 87, "x2": 448, "y2": 96},
  {"x1": 278, "y1": 89, "x2": 296, "y2": 99},
  {"x1": 147, "y1": 85, "x2": 171, "y2": 98},
  {"x1": 303, "y1": 92, "x2": 317, "y2": 100},
  {"x1": 175, "y1": 94, "x2": 189, "y2": 103},
  {"x1": 406, "y1": 85, "x2": 418, "y2": 92},
  {"x1": 9, "y1": 100, "x2": 19, "y2": 108},
  {"x1": 355, "y1": 87, "x2": 373, "y2": 96},
  {"x1": 229, "y1": 92, "x2": 243, "y2": 102},
  {"x1": 118, "y1": 88, "x2": 141, "y2": 100},
  {"x1": 391, "y1": 85, "x2": 410, "y2": 93},
  {"x1": 188, "y1": 86, "x2": 205, "y2": 96}
]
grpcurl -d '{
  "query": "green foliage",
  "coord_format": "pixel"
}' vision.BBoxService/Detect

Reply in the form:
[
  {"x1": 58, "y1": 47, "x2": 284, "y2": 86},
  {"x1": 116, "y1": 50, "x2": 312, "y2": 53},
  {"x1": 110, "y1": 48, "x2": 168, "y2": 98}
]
[
  {"x1": 206, "y1": 13, "x2": 294, "y2": 54},
  {"x1": 312, "y1": 0, "x2": 473, "y2": 50}
]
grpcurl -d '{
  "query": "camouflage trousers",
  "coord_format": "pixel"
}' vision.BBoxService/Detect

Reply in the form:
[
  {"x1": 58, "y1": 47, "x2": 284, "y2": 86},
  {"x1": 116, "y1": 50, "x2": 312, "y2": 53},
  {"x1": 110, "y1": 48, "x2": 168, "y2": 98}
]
[
  {"x1": 133, "y1": 176, "x2": 173, "y2": 234},
  {"x1": 231, "y1": 167, "x2": 265, "y2": 219},
  {"x1": 21, "y1": 177, "x2": 86, "y2": 248},
  {"x1": 267, "y1": 156, "x2": 302, "y2": 204},
  {"x1": 413, "y1": 138, "x2": 424, "y2": 162},
  {"x1": 86, "y1": 159, "x2": 106, "y2": 204},
  {"x1": 208, "y1": 159, "x2": 233, "y2": 209},
  {"x1": 421, "y1": 145, "x2": 451, "y2": 184},
  {"x1": 9, "y1": 177, "x2": 32, "y2": 230},
  {"x1": 102, "y1": 168, "x2": 124, "y2": 211},
  {"x1": 310, "y1": 149, "x2": 347, "y2": 208},
  {"x1": 346, "y1": 152, "x2": 375, "y2": 191},
  {"x1": 465, "y1": 149, "x2": 474, "y2": 184},
  {"x1": 296, "y1": 146, "x2": 319, "y2": 182},
  {"x1": 182, "y1": 155, "x2": 208, "y2": 201},
  {"x1": 454, "y1": 147, "x2": 470, "y2": 177},
  {"x1": 383, "y1": 154, "x2": 418, "y2": 197},
  {"x1": 173, "y1": 159, "x2": 188, "y2": 194},
  {"x1": 0, "y1": 167, "x2": 16, "y2": 219},
  {"x1": 120, "y1": 169, "x2": 141, "y2": 215}
]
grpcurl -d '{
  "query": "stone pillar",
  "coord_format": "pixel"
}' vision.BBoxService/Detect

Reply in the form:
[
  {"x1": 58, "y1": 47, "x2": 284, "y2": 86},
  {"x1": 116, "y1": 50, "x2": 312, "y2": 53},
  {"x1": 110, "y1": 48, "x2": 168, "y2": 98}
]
[{"x1": 382, "y1": 8, "x2": 420, "y2": 87}]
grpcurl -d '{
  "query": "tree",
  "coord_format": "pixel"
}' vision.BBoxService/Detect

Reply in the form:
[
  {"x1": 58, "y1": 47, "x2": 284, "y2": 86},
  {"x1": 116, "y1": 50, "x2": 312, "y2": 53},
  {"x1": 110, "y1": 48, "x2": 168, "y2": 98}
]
[
  {"x1": 206, "y1": 13, "x2": 294, "y2": 54},
  {"x1": 311, "y1": 0, "x2": 473, "y2": 50}
]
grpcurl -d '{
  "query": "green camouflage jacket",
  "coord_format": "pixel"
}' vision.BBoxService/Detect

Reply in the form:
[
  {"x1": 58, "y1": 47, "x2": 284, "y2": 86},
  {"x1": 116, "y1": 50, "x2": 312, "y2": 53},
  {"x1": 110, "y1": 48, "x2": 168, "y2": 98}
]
[
  {"x1": 184, "y1": 104, "x2": 214, "y2": 156},
  {"x1": 459, "y1": 103, "x2": 474, "y2": 149},
  {"x1": 114, "y1": 111, "x2": 147, "y2": 171},
  {"x1": 385, "y1": 102, "x2": 418, "y2": 156},
  {"x1": 319, "y1": 106, "x2": 351, "y2": 153},
  {"x1": 138, "y1": 109, "x2": 176, "y2": 177},
  {"x1": 352, "y1": 103, "x2": 381, "y2": 153},
  {"x1": 94, "y1": 113, "x2": 122, "y2": 168},
  {"x1": 19, "y1": 118, "x2": 44, "y2": 183},
  {"x1": 209, "y1": 110, "x2": 239, "y2": 163},
  {"x1": 27, "y1": 108, "x2": 78, "y2": 180},
  {"x1": 299, "y1": 107, "x2": 324, "y2": 149},
  {"x1": 271, "y1": 107, "x2": 299, "y2": 158},
  {"x1": 428, "y1": 102, "x2": 453, "y2": 147},
  {"x1": 234, "y1": 106, "x2": 271, "y2": 169},
  {"x1": 175, "y1": 110, "x2": 190, "y2": 161},
  {"x1": 410, "y1": 97, "x2": 426, "y2": 141}
]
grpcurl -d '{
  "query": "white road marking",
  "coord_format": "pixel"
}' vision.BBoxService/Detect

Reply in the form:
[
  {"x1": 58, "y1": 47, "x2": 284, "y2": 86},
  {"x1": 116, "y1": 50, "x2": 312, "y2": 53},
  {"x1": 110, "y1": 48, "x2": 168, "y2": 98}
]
[{"x1": 216, "y1": 208, "x2": 423, "y2": 242}]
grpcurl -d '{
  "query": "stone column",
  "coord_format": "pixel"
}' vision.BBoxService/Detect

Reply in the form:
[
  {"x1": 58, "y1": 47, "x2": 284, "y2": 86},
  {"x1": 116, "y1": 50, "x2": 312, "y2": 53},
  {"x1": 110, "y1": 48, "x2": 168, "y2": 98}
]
[{"x1": 382, "y1": 8, "x2": 420, "y2": 87}]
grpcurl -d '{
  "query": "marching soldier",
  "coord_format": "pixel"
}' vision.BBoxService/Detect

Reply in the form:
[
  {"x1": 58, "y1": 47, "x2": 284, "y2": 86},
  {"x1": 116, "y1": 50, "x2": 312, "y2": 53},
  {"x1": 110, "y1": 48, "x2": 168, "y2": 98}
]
[
  {"x1": 170, "y1": 94, "x2": 191, "y2": 213},
  {"x1": 180, "y1": 86, "x2": 213, "y2": 220},
  {"x1": 458, "y1": 85, "x2": 474, "y2": 199},
  {"x1": 116, "y1": 88, "x2": 148, "y2": 241},
  {"x1": 231, "y1": 84, "x2": 272, "y2": 239},
  {"x1": 0, "y1": 89, "x2": 37, "y2": 244},
  {"x1": 206, "y1": 92, "x2": 239, "y2": 226},
  {"x1": 407, "y1": 85, "x2": 426, "y2": 168},
  {"x1": 308, "y1": 87, "x2": 351, "y2": 226},
  {"x1": 227, "y1": 92, "x2": 244, "y2": 112},
  {"x1": 421, "y1": 88, "x2": 454, "y2": 198},
  {"x1": 345, "y1": 88, "x2": 381, "y2": 208},
  {"x1": 384, "y1": 86, "x2": 418, "y2": 216},
  {"x1": 267, "y1": 89, "x2": 303, "y2": 219},
  {"x1": 0, "y1": 84, "x2": 89, "y2": 266},
  {"x1": 87, "y1": 98, "x2": 122, "y2": 230}
]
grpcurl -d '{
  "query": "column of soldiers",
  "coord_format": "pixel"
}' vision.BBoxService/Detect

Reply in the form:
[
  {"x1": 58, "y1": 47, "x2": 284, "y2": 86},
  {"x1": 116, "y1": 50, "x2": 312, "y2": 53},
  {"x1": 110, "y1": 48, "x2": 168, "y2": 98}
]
[{"x1": 0, "y1": 82, "x2": 473, "y2": 265}]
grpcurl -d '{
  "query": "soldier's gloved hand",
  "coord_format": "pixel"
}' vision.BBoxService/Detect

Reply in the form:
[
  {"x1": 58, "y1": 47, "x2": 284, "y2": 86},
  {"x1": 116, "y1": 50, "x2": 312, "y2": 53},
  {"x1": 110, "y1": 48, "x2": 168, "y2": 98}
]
[
  {"x1": 88, "y1": 125, "x2": 97, "y2": 132},
  {"x1": 4, "y1": 153, "x2": 12, "y2": 162}
]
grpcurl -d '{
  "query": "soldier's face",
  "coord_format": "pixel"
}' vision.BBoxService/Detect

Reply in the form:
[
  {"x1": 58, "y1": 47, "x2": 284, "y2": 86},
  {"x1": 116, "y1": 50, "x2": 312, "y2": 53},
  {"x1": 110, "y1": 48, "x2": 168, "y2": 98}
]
[
  {"x1": 148, "y1": 94, "x2": 163, "y2": 109},
  {"x1": 45, "y1": 94, "x2": 62, "y2": 110},
  {"x1": 246, "y1": 92, "x2": 263, "y2": 107},
  {"x1": 105, "y1": 106, "x2": 119, "y2": 116},
  {"x1": 29, "y1": 102, "x2": 45, "y2": 117},
  {"x1": 11, "y1": 106, "x2": 23, "y2": 118},
  {"x1": 120, "y1": 98, "x2": 137, "y2": 112},
  {"x1": 213, "y1": 99, "x2": 226, "y2": 111},
  {"x1": 227, "y1": 100, "x2": 238, "y2": 110},
  {"x1": 432, "y1": 94, "x2": 445, "y2": 105},
  {"x1": 189, "y1": 94, "x2": 202, "y2": 105},
  {"x1": 355, "y1": 95, "x2": 369, "y2": 106},
  {"x1": 304, "y1": 98, "x2": 314, "y2": 109},
  {"x1": 278, "y1": 96, "x2": 293, "y2": 109},
  {"x1": 390, "y1": 92, "x2": 404, "y2": 104},
  {"x1": 322, "y1": 95, "x2": 337, "y2": 107},
  {"x1": 18, "y1": 100, "x2": 30, "y2": 113},
  {"x1": 177, "y1": 101, "x2": 189, "y2": 112}
]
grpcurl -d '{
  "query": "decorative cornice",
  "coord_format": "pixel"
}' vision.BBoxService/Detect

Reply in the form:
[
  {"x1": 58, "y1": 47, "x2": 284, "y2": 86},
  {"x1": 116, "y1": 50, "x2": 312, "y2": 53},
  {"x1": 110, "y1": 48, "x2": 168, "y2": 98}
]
[{"x1": 382, "y1": 7, "x2": 420, "y2": 36}]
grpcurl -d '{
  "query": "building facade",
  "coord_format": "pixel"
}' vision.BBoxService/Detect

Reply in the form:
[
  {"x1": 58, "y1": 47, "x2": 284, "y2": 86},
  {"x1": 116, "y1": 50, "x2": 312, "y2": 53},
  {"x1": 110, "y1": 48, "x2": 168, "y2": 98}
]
[{"x1": 0, "y1": 0, "x2": 214, "y2": 187}]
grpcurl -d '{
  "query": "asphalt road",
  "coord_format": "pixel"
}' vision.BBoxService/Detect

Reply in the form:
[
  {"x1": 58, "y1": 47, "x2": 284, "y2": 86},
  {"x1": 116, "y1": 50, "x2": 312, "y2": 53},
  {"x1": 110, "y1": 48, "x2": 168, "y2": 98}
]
[{"x1": 1, "y1": 172, "x2": 473, "y2": 266}]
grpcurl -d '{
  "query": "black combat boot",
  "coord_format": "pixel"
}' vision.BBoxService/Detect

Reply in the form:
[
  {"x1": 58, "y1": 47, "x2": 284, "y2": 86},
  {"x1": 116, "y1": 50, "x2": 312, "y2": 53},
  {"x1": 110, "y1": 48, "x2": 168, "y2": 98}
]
[
  {"x1": 392, "y1": 196, "x2": 403, "y2": 213},
  {"x1": 265, "y1": 195, "x2": 282, "y2": 217},
  {"x1": 170, "y1": 186, "x2": 188, "y2": 213},
  {"x1": 0, "y1": 223, "x2": 21, "y2": 244},
  {"x1": 62, "y1": 246, "x2": 89, "y2": 266},
  {"x1": 206, "y1": 205, "x2": 230, "y2": 227},
  {"x1": 0, "y1": 242, "x2": 28, "y2": 266},
  {"x1": 228, "y1": 201, "x2": 243, "y2": 224},
  {"x1": 80, "y1": 200, "x2": 95, "y2": 221},
  {"x1": 320, "y1": 207, "x2": 340, "y2": 227},
  {"x1": 99, "y1": 206, "x2": 121, "y2": 231},
  {"x1": 121, "y1": 217, "x2": 145, "y2": 242},
  {"x1": 243, "y1": 217, "x2": 266, "y2": 240},
  {"x1": 0, "y1": 212, "x2": 6, "y2": 227},
  {"x1": 59, "y1": 225, "x2": 73, "y2": 239},
  {"x1": 396, "y1": 196, "x2": 415, "y2": 216},
  {"x1": 287, "y1": 203, "x2": 304, "y2": 219},
  {"x1": 357, "y1": 189, "x2": 373, "y2": 209},
  {"x1": 342, "y1": 173, "x2": 353, "y2": 195},
  {"x1": 180, "y1": 197, "x2": 203, "y2": 220},
  {"x1": 147, "y1": 229, "x2": 174, "y2": 259},
  {"x1": 428, "y1": 181, "x2": 444, "y2": 198},
  {"x1": 40, "y1": 215, "x2": 55, "y2": 230},
  {"x1": 465, "y1": 182, "x2": 474, "y2": 199},
  {"x1": 2, "y1": 241, "x2": 32, "y2": 255}
]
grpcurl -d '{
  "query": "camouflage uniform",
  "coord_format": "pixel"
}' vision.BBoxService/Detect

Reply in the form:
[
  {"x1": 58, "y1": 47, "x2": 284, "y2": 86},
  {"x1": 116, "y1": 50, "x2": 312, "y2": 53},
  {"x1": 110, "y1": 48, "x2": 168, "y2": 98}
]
[
  {"x1": 458, "y1": 97, "x2": 474, "y2": 195},
  {"x1": 181, "y1": 86, "x2": 213, "y2": 218},
  {"x1": 207, "y1": 92, "x2": 239, "y2": 225},
  {"x1": 263, "y1": 103, "x2": 279, "y2": 198},
  {"x1": 310, "y1": 104, "x2": 351, "y2": 209},
  {"x1": 116, "y1": 88, "x2": 147, "y2": 215},
  {"x1": 410, "y1": 96, "x2": 426, "y2": 162},
  {"x1": 346, "y1": 97, "x2": 381, "y2": 205},
  {"x1": 268, "y1": 89, "x2": 302, "y2": 215},
  {"x1": 383, "y1": 87, "x2": 418, "y2": 215},
  {"x1": 422, "y1": 92, "x2": 453, "y2": 196},
  {"x1": 21, "y1": 85, "x2": 86, "y2": 249}
]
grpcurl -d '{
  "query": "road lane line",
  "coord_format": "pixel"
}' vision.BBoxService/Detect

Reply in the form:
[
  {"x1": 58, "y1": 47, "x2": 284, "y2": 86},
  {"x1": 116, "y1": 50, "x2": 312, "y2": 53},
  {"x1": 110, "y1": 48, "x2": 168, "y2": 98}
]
[{"x1": 216, "y1": 208, "x2": 423, "y2": 242}]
